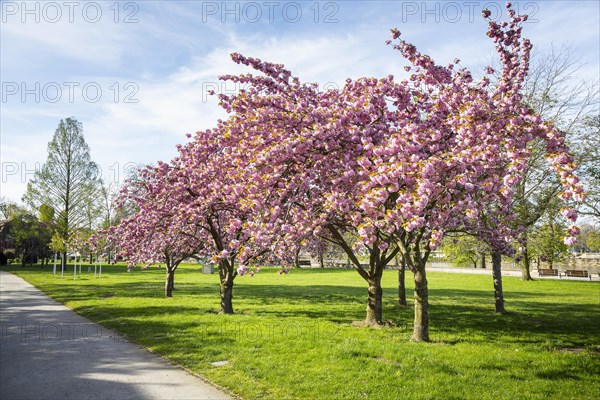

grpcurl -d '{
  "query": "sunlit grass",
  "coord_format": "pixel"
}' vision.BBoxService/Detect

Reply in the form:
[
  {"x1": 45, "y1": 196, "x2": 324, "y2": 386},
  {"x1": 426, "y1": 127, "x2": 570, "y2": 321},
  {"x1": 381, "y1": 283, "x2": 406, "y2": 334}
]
[{"x1": 3, "y1": 263, "x2": 599, "y2": 399}]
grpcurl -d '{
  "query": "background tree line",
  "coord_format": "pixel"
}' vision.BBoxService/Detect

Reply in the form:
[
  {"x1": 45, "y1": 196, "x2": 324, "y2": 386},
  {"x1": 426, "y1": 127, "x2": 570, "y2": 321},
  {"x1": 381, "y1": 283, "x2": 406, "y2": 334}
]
[
  {"x1": 0, "y1": 118, "x2": 130, "y2": 267},
  {"x1": 440, "y1": 46, "x2": 599, "y2": 275}
]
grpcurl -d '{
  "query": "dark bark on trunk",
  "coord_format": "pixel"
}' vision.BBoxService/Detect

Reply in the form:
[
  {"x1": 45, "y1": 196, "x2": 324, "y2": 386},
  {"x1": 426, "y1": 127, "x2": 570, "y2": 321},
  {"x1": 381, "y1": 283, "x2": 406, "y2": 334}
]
[
  {"x1": 294, "y1": 246, "x2": 301, "y2": 268},
  {"x1": 220, "y1": 276, "x2": 234, "y2": 314},
  {"x1": 165, "y1": 268, "x2": 175, "y2": 297},
  {"x1": 325, "y1": 225, "x2": 397, "y2": 327},
  {"x1": 206, "y1": 216, "x2": 237, "y2": 314},
  {"x1": 522, "y1": 248, "x2": 533, "y2": 281},
  {"x1": 397, "y1": 258, "x2": 407, "y2": 307},
  {"x1": 520, "y1": 235, "x2": 533, "y2": 280},
  {"x1": 365, "y1": 277, "x2": 383, "y2": 325},
  {"x1": 61, "y1": 252, "x2": 67, "y2": 272},
  {"x1": 319, "y1": 252, "x2": 324, "y2": 268},
  {"x1": 491, "y1": 252, "x2": 506, "y2": 313},
  {"x1": 412, "y1": 262, "x2": 429, "y2": 342},
  {"x1": 480, "y1": 253, "x2": 486, "y2": 269},
  {"x1": 219, "y1": 260, "x2": 235, "y2": 314}
]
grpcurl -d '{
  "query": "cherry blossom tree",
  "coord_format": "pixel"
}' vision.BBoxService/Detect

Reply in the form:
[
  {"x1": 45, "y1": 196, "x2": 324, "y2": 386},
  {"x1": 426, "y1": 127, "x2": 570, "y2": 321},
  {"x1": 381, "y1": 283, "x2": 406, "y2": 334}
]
[
  {"x1": 102, "y1": 123, "x2": 276, "y2": 309},
  {"x1": 105, "y1": 162, "x2": 205, "y2": 297},
  {"x1": 98, "y1": 4, "x2": 584, "y2": 341},
  {"x1": 166, "y1": 125, "x2": 279, "y2": 313},
  {"x1": 214, "y1": 3, "x2": 584, "y2": 341}
]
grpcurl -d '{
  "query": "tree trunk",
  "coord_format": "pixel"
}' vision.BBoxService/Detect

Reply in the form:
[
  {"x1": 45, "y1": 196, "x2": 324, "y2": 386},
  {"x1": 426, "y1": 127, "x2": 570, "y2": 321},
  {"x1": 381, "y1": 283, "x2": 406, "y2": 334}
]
[
  {"x1": 412, "y1": 263, "x2": 429, "y2": 342},
  {"x1": 61, "y1": 252, "x2": 67, "y2": 273},
  {"x1": 219, "y1": 260, "x2": 235, "y2": 314},
  {"x1": 294, "y1": 246, "x2": 301, "y2": 268},
  {"x1": 319, "y1": 252, "x2": 324, "y2": 268},
  {"x1": 491, "y1": 252, "x2": 506, "y2": 313},
  {"x1": 519, "y1": 234, "x2": 534, "y2": 280},
  {"x1": 165, "y1": 268, "x2": 175, "y2": 297},
  {"x1": 220, "y1": 277, "x2": 234, "y2": 314},
  {"x1": 548, "y1": 259, "x2": 553, "y2": 269},
  {"x1": 365, "y1": 277, "x2": 383, "y2": 326},
  {"x1": 521, "y1": 247, "x2": 533, "y2": 281},
  {"x1": 398, "y1": 260, "x2": 407, "y2": 307},
  {"x1": 480, "y1": 253, "x2": 486, "y2": 269}
]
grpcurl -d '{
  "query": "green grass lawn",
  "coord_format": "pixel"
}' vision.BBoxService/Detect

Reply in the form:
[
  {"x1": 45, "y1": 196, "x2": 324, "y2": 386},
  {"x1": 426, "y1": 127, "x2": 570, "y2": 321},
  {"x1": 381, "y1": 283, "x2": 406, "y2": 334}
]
[{"x1": 2, "y1": 263, "x2": 599, "y2": 400}]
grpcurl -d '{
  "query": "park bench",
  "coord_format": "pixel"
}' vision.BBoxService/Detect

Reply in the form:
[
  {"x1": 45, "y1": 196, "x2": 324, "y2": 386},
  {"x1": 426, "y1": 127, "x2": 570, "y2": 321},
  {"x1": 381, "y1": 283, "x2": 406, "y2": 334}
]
[
  {"x1": 564, "y1": 270, "x2": 592, "y2": 280},
  {"x1": 298, "y1": 260, "x2": 312, "y2": 267},
  {"x1": 331, "y1": 261, "x2": 352, "y2": 268},
  {"x1": 538, "y1": 269, "x2": 560, "y2": 278}
]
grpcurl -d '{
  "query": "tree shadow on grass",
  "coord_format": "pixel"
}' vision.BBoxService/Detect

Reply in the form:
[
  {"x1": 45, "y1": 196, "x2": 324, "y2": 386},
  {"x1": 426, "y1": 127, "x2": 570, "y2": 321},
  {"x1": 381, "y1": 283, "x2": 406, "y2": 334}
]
[
  {"x1": 18, "y1": 279, "x2": 218, "y2": 304},
  {"x1": 6, "y1": 266, "x2": 599, "y2": 347},
  {"x1": 235, "y1": 284, "x2": 600, "y2": 344},
  {"x1": 66, "y1": 280, "x2": 599, "y2": 347}
]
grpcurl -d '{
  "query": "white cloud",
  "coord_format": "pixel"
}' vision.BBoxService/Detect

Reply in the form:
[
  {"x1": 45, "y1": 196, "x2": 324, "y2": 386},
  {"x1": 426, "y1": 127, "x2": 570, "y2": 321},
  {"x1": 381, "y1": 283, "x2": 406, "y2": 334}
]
[{"x1": 1, "y1": 1, "x2": 598, "y2": 203}]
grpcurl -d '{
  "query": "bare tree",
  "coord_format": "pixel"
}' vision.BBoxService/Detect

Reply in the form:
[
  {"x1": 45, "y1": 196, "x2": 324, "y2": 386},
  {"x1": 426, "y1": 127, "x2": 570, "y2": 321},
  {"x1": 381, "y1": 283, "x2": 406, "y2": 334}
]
[
  {"x1": 512, "y1": 46, "x2": 599, "y2": 280},
  {"x1": 575, "y1": 116, "x2": 600, "y2": 223}
]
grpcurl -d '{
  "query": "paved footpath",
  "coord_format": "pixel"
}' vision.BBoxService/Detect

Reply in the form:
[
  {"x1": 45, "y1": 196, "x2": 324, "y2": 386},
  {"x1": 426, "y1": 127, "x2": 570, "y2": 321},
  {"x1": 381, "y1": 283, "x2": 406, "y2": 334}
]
[{"x1": 0, "y1": 270, "x2": 232, "y2": 400}]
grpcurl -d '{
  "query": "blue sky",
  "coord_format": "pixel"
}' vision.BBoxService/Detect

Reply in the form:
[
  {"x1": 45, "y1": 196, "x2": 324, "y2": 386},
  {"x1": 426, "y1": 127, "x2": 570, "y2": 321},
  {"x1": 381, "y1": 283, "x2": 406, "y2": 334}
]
[{"x1": 1, "y1": 0, "x2": 599, "y2": 203}]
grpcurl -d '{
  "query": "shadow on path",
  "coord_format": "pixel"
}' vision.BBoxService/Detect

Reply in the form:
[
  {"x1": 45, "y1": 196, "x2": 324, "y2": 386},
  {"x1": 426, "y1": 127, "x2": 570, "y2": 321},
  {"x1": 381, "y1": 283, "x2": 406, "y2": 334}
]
[{"x1": 0, "y1": 270, "x2": 230, "y2": 400}]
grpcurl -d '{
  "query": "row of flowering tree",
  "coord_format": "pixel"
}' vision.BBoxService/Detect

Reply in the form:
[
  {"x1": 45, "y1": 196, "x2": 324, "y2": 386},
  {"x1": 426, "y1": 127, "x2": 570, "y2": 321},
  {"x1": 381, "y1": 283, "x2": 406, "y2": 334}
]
[{"x1": 97, "y1": 4, "x2": 584, "y2": 341}]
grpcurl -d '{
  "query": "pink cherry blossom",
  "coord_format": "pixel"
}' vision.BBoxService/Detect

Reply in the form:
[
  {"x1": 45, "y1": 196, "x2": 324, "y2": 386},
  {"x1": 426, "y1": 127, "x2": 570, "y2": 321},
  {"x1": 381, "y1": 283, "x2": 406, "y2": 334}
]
[{"x1": 94, "y1": 3, "x2": 584, "y2": 340}]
